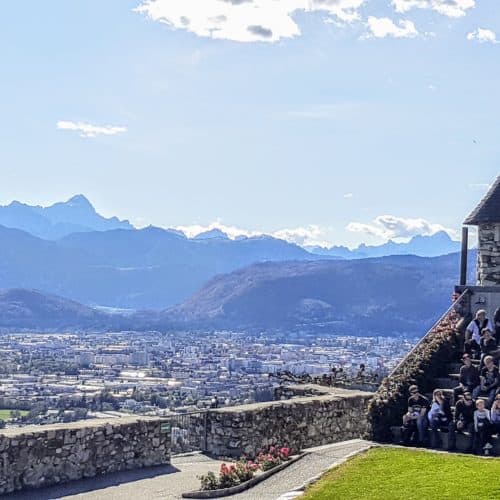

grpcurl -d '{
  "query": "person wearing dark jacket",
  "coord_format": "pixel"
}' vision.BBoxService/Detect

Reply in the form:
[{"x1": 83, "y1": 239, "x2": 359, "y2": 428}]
[
  {"x1": 453, "y1": 353, "x2": 480, "y2": 402},
  {"x1": 429, "y1": 389, "x2": 453, "y2": 449},
  {"x1": 402, "y1": 385, "x2": 429, "y2": 446},
  {"x1": 480, "y1": 329, "x2": 500, "y2": 365},
  {"x1": 473, "y1": 355, "x2": 500, "y2": 407},
  {"x1": 448, "y1": 391, "x2": 475, "y2": 452},
  {"x1": 494, "y1": 307, "x2": 500, "y2": 343}
]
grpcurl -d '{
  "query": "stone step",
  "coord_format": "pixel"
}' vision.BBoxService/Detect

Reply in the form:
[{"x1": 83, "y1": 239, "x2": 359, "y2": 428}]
[
  {"x1": 447, "y1": 360, "x2": 480, "y2": 373},
  {"x1": 434, "y1": 378, "x2": 457, "y2": 389},
  {"x1": 390, "y1": 426, "x2": 500, "y2": 455}
]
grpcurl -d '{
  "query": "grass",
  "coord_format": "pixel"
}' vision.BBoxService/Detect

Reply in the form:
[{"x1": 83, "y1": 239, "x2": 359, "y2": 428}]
[
  {"x1": 301, "y1": 447, "x2": 500, "y2": 500},
  {"x1": 0, "y1": 409, "x2": 28, "y2": 421}
]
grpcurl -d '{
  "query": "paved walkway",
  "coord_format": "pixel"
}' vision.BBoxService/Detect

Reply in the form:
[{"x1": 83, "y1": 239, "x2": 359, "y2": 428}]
[
  {"x1": 5, "y1": 440, "x2": 373, "y2": 500},
  {"x1": 5, "y1": 454, "x2": 227, "y2": 500},
  {"x1": 229, "y1": 439, "x2": 373, "y2": 500}
]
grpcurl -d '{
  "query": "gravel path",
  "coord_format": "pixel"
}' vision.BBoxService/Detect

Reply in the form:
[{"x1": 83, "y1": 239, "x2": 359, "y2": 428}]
[{"x1": 4, "y1": 440, "x2": 372, "y2": 500}]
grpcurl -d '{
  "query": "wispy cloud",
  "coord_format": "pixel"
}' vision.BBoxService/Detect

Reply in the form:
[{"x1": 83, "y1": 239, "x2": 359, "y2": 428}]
[
  {"x1": 365, "y1": 17, "x2": 418, "y2": 39},
  {"x1": 391, "y1": 0, "x2": 475, "y2": 18},
  {"x1": 134, "y1": 0, "x2": 366, "y2": 43},
  {"x1": 57, "y1": 121, "x2": 127, "y2": 138},
  {"x1": 467, "y1": 28, "x2": 498, "y2": 44},
  {"x1": 468, "y1": 182, "x2": 491, "y2": 190},
  {"x1": 347, "y1": 215, "x2": 458, "y2": 240},
  {"x1": 344, "y1": 193, "x2": 354, "y2": 199}
]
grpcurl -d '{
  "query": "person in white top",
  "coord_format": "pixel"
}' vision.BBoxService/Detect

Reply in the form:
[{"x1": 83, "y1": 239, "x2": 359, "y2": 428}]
[
  {"x1": 465, "y1": 310, "x2": 494, "y2": 358},
  {"x1": 473, "y1": 398, "x2": 492, "y2": 455}
]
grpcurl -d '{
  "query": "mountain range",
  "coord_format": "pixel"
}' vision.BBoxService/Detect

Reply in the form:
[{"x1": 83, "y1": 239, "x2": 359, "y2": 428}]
[
  {"x1": 0, "y1": 222, "x2": 317, "y2": 309},
  {"x1": 0, "y1": 195, "x2": 133, "y2": 239},
  {"x1": 0, "y1": 195, "x2": 468, "y2": 333},
  {"x1": 0, "y1": 251, "x2": 475, "y2": 335},
  {"x1": 306, "y1": 231, "x2": 461, "y2": 259}
]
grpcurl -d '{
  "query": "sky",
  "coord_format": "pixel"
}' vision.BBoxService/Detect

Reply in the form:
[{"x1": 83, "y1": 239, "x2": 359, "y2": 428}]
[{"x1": 0, "y1": 0, "x2": 499, "y2": 248}]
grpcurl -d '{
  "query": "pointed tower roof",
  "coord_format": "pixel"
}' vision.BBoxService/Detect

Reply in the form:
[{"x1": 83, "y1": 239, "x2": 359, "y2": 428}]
[{"x1": 464, "y1": 175, "x2": 500, "y2": 225}]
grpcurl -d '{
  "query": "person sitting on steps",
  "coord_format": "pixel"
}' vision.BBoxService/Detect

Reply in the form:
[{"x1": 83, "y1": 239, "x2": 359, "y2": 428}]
[
  {"x1": 448, "y1": 390, "x2": 475, "y2": 452},
  {"x1": 453, "y1": 353, "x2": 480, "y2": 403},
  {"x1": 402, "y1": 385, "x2": 429, "y2": 446},
  {"x1": 473, "y1": 398, "x2": 493, "y2": 455},
  {"x1": 490, "y1": 394, "x2": 500, "y2": 437},
  {"x1": 494, "y1": 306, "x2": 500, "y2": 344},
  {"x1": 428, "y1": 389, "x2": 452, "y2": 449},
  {"x1": 480, "y1": 329, "x2": 500, "y2": 365},
  {"x1": 465, "y1": 310, "x2": 494, "y2": 359},
  {"x1": 473, "y1": 355, "x2": 500, "y2": 408}
]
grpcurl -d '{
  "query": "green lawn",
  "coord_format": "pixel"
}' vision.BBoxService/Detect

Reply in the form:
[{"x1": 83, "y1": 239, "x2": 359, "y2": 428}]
[
  {"x1": 0, "y1": 409, "x2": 28, "y2": 421},
  {"x1": 301, "y1": 448, "x2": 500, "y2": 500}
]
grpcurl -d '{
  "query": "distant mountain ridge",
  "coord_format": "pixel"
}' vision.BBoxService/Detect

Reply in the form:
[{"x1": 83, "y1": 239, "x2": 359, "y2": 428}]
[
  {"x1": 0, "y1": 223, "x2": 318, "y2": 309},
  {"x1": 165, "y1": 251, "x2": 477, "y2": 335},
  {"x1": 306, "y1": 231, "x2": 461, "y2": 259},
  {"x1": 0, "y1": 195, "x2": 133, "y2": 239},
  {"x1": 0, "y1": 251, "x2": 476, "y2": 335}
]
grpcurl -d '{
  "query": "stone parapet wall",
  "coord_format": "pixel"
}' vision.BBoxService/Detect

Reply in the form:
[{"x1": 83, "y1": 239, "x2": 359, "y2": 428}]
[
  {"x1": 0, "y1": 416, "x2": 171, "y2": 495},
  {"x1": 191, "y1": 386, "x2": 372, "y2": 458},
  {"x1": 478, "y1": 223, "x2": 500, "y2": 285}
]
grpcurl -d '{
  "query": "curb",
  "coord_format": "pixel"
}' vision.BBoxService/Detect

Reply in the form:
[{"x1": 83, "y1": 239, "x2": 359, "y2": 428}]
[
  {"x1": 182, "y1": 453, "x2": 308, "y2": 499},
  {"x1": 275, "y1": 444, "x2": 376, "y2": 500}
]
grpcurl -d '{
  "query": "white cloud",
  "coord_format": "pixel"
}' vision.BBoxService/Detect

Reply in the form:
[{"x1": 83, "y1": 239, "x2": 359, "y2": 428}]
[
  {"x1": 344, "y1": 193, "x2": 354, "y2": 198},
  {"x1": 134, "y1": 0, "x2": 366, "y2": 43},
  {"x1": 467, "y1": 28, "x2": 498, "y2": 44},
  {"x1": 391, "y1": 0, "x2": 475, "y2": 18},
  {"x1": 273, "y1": 225, "x2": 332, "y2": 247},
  {"x1": 366, "y1": 16, "x2": 418, "y2": 39},
  {"x1": 57, "y1": 121, "x2": 127, "y2": 138},
  {"x1": 347, "y1": 215, "x2": 458, "y2": 240},
  {"x1": 175, "y1": 221, "x2": 332, "y2": 246}
]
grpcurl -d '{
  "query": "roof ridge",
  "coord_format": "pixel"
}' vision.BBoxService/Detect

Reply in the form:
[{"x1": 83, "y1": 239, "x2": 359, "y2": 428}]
[{"x1": 464, "y1": 175, "x2": 500, "y2": 225}]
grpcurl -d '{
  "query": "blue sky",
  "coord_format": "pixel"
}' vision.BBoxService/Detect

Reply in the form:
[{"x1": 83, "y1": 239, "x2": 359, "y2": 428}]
[{"x1": 0, "y1": 0, "x2": 498, "y2": 248}]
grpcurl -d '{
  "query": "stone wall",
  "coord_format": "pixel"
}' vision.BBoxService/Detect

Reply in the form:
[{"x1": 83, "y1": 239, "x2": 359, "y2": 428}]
[
  {"x1": 0, "y1": 416, "x2": 171, "y2": 495},
  {"x1": 190, "y1": 386, "x2": 372, "y2": 458},
  {"x1": 478, "y1": 223, "x2": 500, "y2": 285}
]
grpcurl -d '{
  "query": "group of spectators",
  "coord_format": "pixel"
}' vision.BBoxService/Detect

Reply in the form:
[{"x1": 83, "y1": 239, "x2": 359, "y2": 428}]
[{"x1": 402, "y1": 308, "x2": 500, "y2": 455}]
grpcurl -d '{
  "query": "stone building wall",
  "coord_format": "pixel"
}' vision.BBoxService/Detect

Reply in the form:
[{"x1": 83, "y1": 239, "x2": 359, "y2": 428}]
[
  {"x1": 0, "y1": 416, "x2": 171, "y2": 495},
  {"x1": 478, "y1": 223, "x2": 500, "y2": 285},
  {"x1": 190, "y1": 386, "x2": 372, "y2": 458}
]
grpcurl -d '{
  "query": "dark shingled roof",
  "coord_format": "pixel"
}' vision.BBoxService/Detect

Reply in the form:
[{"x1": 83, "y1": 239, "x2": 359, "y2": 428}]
[{"x1": 464, "y1": 175, "x2": 500, "y2": 225}]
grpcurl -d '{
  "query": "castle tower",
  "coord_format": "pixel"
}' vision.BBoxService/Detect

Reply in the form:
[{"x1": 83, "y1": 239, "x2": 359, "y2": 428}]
[{"x1": 464, "y1": 175, "x2": 500, "y2": 286}]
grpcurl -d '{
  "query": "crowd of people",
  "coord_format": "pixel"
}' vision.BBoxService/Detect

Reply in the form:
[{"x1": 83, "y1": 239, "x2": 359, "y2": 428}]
[{"x1": 402, "y1": 308, "x2": 500, "y2": 456}]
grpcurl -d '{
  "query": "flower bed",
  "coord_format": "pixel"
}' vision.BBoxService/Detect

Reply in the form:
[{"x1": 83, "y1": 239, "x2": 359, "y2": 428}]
[
  {"x1": 199, "y1": 446, "x2": 291, "y2": 491},
  {"x1": 183, "y1": 446, "x2": 304, "y2": 499}
]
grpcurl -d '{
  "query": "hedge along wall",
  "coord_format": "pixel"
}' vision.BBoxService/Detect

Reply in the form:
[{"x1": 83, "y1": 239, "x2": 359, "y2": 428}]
[{"x1": 367, "y1": 293, "x2": 467, "y2": 442}]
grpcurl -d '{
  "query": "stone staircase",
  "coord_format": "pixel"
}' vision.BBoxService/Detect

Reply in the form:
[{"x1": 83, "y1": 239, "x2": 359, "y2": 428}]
[{"x1": 391, "y1": 359, "x2": 500, "y2": 455}]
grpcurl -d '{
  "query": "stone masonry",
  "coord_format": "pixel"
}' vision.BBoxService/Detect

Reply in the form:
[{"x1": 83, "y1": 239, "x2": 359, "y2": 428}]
[
  {"x1": 477, "y1": 223, "x2": 500, "y2": 285},
  {"x1": 0, "y1": 416, "x2": 171, "y2": 495},
  {"x1": 190, "y1": 386, "x2": 372, "y2": 458}
]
